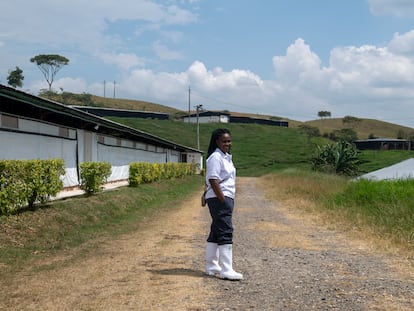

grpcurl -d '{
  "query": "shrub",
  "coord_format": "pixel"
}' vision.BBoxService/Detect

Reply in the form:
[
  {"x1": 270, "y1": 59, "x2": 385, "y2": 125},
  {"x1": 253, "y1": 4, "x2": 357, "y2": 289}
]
[
  {"x1": 0, "y1": 159, "x2": 65, "y2": 214},
  {"x1": 311, "y1": 141, "x2": 360, "y2": 176},
  {"x1": 129, "y1": 162, "x2": 196, "y2": 187},
  {"x1": 79, "y1": 162, "x2": 112, "y2": 194}
]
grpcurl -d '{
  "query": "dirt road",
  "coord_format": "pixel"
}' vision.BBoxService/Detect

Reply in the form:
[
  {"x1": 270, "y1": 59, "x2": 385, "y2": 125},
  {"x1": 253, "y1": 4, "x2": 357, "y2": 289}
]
[{"x1": 1, "y1": 177, "x2": 413, "y2": 310}]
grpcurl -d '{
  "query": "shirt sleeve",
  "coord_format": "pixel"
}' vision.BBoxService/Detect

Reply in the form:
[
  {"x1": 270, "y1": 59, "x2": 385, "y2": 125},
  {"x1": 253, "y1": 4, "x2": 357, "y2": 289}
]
[{"x1": 206, "y1": 152, "x2": 222, "y2": 181}]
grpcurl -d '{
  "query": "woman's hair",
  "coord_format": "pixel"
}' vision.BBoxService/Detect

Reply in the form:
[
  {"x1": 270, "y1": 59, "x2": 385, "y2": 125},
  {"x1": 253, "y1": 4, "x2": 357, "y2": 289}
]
[{"x1": 206, "y1": 128, "x2": 231, "y2": 158}]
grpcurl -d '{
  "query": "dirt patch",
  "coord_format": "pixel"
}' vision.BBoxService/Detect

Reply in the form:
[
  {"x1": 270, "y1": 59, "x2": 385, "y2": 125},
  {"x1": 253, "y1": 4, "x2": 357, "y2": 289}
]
[
  {"x1": 0, "y1": 195, "x2": 212, "y2": 310},
  {"x1": 1, "y1": 177, "x2": 414, "y2": 310}
]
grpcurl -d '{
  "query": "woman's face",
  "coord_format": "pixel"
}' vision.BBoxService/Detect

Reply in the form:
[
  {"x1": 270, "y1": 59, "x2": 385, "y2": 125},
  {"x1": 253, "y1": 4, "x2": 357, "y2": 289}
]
[{"x1": 216, "y1": 133, "x2": 232, "y2": 154}]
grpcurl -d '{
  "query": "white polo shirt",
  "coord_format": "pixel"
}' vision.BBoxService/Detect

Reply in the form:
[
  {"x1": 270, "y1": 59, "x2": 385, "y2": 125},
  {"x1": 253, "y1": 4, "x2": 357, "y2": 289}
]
[{"x1": 205, "y1": 148, "x2": 236, "y2": 199}]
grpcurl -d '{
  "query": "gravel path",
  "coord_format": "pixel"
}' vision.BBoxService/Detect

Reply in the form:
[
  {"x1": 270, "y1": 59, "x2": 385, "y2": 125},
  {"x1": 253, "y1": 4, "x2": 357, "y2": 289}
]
[
  {"x1": 201, "y1": 177, "x2": 414, "y2": 311},
  {"x1": 1, "y1": 177, "x2": 414, "y2": 310}
]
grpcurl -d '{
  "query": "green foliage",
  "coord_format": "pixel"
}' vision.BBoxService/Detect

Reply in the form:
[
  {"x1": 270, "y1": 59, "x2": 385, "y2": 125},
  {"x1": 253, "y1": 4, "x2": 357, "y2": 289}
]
[
  {"x1": 7, "y1": 66, "x2": 24, "y2": 88},
  {"x1": 311, "y1": 141, "x2": 360, "y2": 176},
  {"x1": 61, "y1": 92, "x2": 94, "y2": 105},
  {"x1": 332, "y1": 178, "x2": 414, "y2": 246},
  {"x1": 298, "y1": 124, "x2": 320, "y2": 137},
  {"x1": 266, "y1": 170, "x2": 414, "y2": 252},
  {"x1": 342, "y1": 115, "x2": 361, "y2": 126},
  {"x1": 328, "y1": 128, "x2": 358, "y2": 142},
  {"x1": 79, "y1": 162, "x2": 112, "y2": 194},
  {"x1": 129, "y1": 162, "x2": 196, "y2": 186},
  {"x1": 30, "y1": 54, "x2": 69, "y2": 91},
  {"x1": 109, "y1": 118, "x2": 313, "y2": 176},
  {"x1": 358, "y1": 150, "x2": 413, "y2": 174},
  {"x1": 318, "y1": 110, "x2": 331, "y2": 118},
  {"x1": 0, "y1": 159, "x2": 65, "y2": 214},
  {"x1": 0, "y1": 175, "x2": 203, "y2": 272},
  {"x1": 24, "y1": 159, "x2": 65, "y2": 208}
]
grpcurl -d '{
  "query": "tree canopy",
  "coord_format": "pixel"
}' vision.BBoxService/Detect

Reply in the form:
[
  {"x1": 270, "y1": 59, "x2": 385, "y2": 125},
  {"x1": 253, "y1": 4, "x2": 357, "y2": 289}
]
[
  {"x1": 318, "y1": 111, "x2": 331, "y2": 118},
  {"x1": 7, "y1": 66, "x2": 24, "y2": 88},
  {"x1": 30, "y1": 54, "x2": 69, "y2": 91}
]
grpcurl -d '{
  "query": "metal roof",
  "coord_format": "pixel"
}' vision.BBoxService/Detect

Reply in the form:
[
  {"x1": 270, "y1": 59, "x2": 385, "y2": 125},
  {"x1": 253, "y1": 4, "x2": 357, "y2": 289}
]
[{"x1": 0, "y1": 84, "x2": 201, "y2": 153}]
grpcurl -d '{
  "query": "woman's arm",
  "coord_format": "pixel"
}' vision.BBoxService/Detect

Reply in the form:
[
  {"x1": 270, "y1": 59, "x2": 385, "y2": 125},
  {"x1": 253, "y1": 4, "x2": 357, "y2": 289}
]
[{"x1": 209, "y1": 178, "x2": 225, "y2": 203}]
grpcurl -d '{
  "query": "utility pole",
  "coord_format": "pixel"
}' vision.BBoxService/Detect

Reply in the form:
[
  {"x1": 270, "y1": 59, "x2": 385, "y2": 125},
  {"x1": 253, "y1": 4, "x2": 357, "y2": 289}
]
[
  {"x1": 104, "y1": 80, "x2": 106, "y2": 98},
  {"x1": 195, "y1": 104, "x2": 203, "y2": 150},
  {"x1": 188, "y1": 86, "x2": 191, "y2": 123},
  {"x1": 113, "y1": 81, "x2": 116, "y2": 99}
]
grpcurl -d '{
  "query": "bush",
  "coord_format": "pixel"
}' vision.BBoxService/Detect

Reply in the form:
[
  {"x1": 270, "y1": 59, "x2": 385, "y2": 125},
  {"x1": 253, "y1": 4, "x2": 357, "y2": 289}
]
[
  {"x1": 311, "y1": 141, "x2": 360, "y2": 176},
  {"x1": 24, "y1": 159, "x2": 65, "y2": 208},
  {"x1": 79, "y1": 162, "x2": 112, "y2": 194},
  {"x1": 129, "y1": 162, "x2": 196, "y2": 187},
  {"x1": 0, "y1": 159, "x2": 65, "y2": 214}
]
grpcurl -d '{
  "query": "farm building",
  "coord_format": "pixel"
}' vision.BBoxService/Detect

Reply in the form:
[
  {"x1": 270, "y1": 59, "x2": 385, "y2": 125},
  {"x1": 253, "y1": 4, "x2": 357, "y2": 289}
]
[
  {"x1": 183, "y1": 111, "x2": 230, "y2": 123},
  {"x1": 70, "y1": 106, "x2": 170, "y2": 120},
  {"x1": 229, "y1": 116, "x2": 288, "y2": 127},
  {"x1": 0, "y1": 84, "x2": 203, "y2": 188},
  {"x1": 354, "y1": 138, "x2": 409, "y2": 150},
  {"x1": 183, "y1": 110, "x2": 289, "y2": 127}
]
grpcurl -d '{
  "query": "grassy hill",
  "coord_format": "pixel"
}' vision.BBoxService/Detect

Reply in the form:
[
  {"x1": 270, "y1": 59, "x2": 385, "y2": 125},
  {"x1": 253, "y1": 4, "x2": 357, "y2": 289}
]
[
  {"x1": 38, "y1": 90, "x2": 414, "y2": 175},
  {"x1": 41, "y1": 90, "x2": 414, "y2": 144},
  {"x1": 305, "y1": 118, "x2": 414, "y2": 140},
  {"x1": 109, "y1": 117, "x2": 313, "y2": 176}
]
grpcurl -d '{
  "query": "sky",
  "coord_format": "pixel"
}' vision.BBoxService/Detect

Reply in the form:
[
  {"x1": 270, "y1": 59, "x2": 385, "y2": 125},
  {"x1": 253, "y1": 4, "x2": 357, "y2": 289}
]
[{"x1": 3, "y1": 0, "x2": 414, "y2": 127}]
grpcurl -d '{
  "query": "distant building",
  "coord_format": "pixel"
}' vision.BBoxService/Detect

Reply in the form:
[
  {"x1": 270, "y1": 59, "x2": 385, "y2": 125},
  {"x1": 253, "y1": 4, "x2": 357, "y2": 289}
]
[
  {"x1": 70, "y1": 106, "x2": 170, "y2": 120},
  {"x1": 182, "y1": 111, "x2": 289, "y2": 127},
  {"x1": 229, "y1": 116, "x2": 288, "y2": 127},
  {"x1": 183, "y1": 111, "x2": 230, "y2": 123},
  {"x1": 0, "y1": 84, "x2": 203, "y2": 188},
  {"x1": 354, "y1": 138, "x2": 409, "y2": 150}
]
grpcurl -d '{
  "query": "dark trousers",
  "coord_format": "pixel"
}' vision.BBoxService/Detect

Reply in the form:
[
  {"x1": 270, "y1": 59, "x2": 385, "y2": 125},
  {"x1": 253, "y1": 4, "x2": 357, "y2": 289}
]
[{"x1": 206, "y1": 197, "x2": 234, "y2": 245}]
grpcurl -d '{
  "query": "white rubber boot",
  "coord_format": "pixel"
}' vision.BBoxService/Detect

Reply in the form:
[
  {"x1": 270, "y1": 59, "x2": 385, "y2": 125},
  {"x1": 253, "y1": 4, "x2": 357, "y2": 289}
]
[
  {"x1": 218, "y1": 244, "x2": 243, "y2": 280},
  {"x1": 205, "y1": 242, "x2": 221, "y2": 276}
]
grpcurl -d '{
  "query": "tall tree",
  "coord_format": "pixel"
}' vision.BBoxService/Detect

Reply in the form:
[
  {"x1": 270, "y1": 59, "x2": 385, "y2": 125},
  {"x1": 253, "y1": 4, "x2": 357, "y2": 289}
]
[
  {"x1": 7, "y1": 66, "x2": 24, "y2": 88},
  {"x1": 317, "y1": 111, "x2": 331, "y2": 118},
  {"x1": 30, "y1": 54, "x2": 69, "y2": 91}
]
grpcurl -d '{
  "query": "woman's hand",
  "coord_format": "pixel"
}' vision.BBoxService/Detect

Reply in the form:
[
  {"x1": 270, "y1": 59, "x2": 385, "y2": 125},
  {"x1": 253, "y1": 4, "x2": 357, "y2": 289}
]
[{"x1": 209, "y1": 179, "x2": 225, "y2": 203}]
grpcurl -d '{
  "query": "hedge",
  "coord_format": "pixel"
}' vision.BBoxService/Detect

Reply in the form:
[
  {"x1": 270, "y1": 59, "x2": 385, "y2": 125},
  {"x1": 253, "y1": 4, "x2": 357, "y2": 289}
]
[
  {"x1": 129, "y1": 162, "x2": 196, "y2": 186},
  {"x1": 0, "y1": 159, "x2": 65, "y2": 215}
]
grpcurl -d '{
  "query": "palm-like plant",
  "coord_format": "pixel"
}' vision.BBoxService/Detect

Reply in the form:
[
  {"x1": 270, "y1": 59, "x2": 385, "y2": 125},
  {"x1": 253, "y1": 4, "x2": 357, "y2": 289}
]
[{"x1": 311, "y1": 141, "x2": 360, "y2": 176}]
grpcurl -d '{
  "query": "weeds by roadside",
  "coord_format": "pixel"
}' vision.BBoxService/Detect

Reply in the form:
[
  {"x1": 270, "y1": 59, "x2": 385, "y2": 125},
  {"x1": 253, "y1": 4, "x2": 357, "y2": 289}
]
[
  {"x1": 260, "y1": 169, "x2": 414, "y2": 259},
  {"x1": 0, "y1": 175, "x2": 204, "y2": 275}
]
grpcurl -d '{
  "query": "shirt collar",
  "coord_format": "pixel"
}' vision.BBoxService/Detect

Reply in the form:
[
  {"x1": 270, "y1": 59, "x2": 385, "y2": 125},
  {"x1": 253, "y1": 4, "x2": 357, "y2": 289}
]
[{"x1": 216, "y1": 147, "x2": 232, "y2": 160}]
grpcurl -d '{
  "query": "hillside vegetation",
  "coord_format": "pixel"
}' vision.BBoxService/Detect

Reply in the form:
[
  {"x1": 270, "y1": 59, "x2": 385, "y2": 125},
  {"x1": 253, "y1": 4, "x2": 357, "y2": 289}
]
[
  {"x1": 109, "y1": 118, "x2": 313, "y2": 176},
  {"x1": 2, "y1": 93, "x2": 414, "y2": 275},
  {"x1": 305, "y1": 118, "x2": 414, "y2": 140},
  {"x1": 40, "y1": 91, "x2": 414, "y2": 140}
]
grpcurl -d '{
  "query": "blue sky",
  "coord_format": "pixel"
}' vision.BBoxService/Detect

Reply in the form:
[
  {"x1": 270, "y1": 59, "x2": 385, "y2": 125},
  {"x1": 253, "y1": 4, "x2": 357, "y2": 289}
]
[{"x1": 2, "y1": 0, "x2": 414, "y2": 127}]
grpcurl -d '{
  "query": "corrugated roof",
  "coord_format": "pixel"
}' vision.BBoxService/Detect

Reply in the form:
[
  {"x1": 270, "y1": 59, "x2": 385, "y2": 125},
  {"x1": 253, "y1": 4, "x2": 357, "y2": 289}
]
[{"x1": 0, "y1": 84, "x2": 201, "y2": 153}]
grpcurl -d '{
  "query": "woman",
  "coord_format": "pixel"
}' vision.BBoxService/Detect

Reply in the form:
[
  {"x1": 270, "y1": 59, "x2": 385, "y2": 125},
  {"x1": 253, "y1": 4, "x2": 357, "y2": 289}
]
[{"x1": 204, "y1": 128, "x2": 243, "y2": 281}]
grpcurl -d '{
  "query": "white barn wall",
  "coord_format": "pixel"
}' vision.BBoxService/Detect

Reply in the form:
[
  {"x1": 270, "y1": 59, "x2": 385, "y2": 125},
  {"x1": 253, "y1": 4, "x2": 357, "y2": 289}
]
[
  {"x1": 1, "y1": 110, "x2": 202, "y2": 189},
  {"x1": 183, "y1": 115, "x2": 229, "y2": 123},
  {"x1": 0, "y1": 129, "x2": 79, "y2": 187}
]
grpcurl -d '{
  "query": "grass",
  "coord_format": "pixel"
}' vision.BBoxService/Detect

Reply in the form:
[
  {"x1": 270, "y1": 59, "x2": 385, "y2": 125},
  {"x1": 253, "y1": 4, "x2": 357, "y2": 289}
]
[
  {"x1": 358, "y1": 150, "x2": 413, "y2": 173},
  {"x1": 2, "y1": 119, "x2": 414, "y2": 274},
  {"x1": 109, "y1": 118, "x2": 314, "y2": 176},
  {"x1": 331, "y1": 178, "x2": 414, "y2": 247},
  {"x1": 0, "y1": 175, "x2": 204, "y2": 274},
  {"x1": 260, "y1": 169, "x2": 414, "y2": 257}
]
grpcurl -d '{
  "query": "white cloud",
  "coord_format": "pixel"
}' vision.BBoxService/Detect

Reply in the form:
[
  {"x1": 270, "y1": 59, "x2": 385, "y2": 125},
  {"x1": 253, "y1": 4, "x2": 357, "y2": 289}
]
[
  {"x1": 0, "y1": 1, "x2": 197, "y2": 54},
  {"x1": 100, "y1": 53, "x2": 146, "y2": 70},
  {"x1": 28, "y1": 77, "x2": 88, "y2": 94},
  {"x1": 152, "y1": 41, "x2": 184, "y2": 60},
  {"x1": 389, "y1": 30, "x2": 414, "y2": 55},
  {"x1": 368, "y1": 0, "x2": 414, "y2": 17},
  {"x1": 110, "y1": 31, "x2": 414, "y2": 125},
  {"x1": 5, "y1": 1, "x2": 414, "y2": 127}
]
